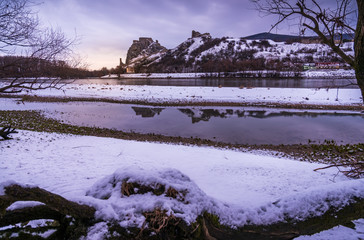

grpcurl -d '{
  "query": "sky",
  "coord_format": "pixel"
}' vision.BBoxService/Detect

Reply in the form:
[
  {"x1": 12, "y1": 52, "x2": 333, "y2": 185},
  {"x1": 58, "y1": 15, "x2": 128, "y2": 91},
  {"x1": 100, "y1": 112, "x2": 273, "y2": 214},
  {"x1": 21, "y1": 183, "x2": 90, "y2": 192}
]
[{"x1": 36, "y1": 0, "x2": 345, "y2": 70}]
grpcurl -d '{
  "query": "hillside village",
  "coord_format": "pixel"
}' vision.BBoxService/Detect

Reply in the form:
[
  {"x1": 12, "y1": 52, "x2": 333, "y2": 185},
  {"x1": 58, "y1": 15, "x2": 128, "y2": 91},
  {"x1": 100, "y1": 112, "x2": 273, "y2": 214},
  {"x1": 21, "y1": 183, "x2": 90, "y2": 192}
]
[{"x1": 122, "y1": 30, "x2": 354, "y2": 75}]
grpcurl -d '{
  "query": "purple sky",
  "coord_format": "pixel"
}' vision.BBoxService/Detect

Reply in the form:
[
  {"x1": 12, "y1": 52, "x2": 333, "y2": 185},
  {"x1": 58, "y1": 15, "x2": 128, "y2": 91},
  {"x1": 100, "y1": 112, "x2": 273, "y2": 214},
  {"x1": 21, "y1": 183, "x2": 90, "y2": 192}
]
[{"x1": 36, "y1": 0, "x2": 351, "y2": 70}]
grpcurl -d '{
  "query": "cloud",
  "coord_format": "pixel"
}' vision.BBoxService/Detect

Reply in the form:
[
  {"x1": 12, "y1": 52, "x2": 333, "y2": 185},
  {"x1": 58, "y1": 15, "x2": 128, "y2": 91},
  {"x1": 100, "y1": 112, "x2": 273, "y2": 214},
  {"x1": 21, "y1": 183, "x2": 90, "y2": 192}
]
[{"x1": 36, "y1": 0, "x2": 344, "y2": 70}]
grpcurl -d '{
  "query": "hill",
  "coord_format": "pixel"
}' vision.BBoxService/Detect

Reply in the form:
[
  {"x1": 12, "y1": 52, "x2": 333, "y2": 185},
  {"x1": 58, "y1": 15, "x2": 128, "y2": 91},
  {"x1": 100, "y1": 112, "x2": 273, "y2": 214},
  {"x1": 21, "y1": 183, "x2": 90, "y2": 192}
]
[
  {"x1": 242, "y1": 32, "x2": 309, "y2": 42},
  {"x1": 125, "y1": 30, "x2": 354, "y2": 74}
]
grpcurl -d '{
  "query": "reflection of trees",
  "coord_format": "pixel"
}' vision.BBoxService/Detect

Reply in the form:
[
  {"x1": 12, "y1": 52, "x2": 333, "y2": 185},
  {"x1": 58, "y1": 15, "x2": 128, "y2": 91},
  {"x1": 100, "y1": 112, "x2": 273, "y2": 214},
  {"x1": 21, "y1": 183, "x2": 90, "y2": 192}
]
[
  {"x1": 178, "y1": 108, "x2": 363, "y2": 123},
  {"x1": 132, "y1": 107, "x2": 164, "y2": 118}
]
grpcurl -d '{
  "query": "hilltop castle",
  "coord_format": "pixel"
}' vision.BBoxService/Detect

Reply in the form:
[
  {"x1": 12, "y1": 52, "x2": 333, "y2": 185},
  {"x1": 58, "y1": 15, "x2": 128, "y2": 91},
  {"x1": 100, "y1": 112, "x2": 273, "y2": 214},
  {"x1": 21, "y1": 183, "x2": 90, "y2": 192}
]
[{"x1": 125, "y1": 37, "x2": 166, "y2": 65}]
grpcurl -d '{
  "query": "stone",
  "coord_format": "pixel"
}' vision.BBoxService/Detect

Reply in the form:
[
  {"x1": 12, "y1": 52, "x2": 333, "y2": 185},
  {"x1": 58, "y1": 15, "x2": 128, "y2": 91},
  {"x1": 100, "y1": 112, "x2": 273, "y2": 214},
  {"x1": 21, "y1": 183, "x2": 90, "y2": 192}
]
[
  {"x1": 191, "y1": 30, "x2": 211, "y2": 39},
  {"x1": 126, "y1": 37, "x2": 166, "y2": 64}
]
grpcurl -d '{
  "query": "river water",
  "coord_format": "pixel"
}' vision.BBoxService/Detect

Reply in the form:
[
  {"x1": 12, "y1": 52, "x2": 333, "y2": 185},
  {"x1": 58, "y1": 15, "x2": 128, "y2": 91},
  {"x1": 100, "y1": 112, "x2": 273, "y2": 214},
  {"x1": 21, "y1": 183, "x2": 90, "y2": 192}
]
[
  {"x1": 72, "y1": 78, "x2": 358, "y2": 89},
  {"x1": 4, "y1": 100, "x2": 363, "y2": 145}
]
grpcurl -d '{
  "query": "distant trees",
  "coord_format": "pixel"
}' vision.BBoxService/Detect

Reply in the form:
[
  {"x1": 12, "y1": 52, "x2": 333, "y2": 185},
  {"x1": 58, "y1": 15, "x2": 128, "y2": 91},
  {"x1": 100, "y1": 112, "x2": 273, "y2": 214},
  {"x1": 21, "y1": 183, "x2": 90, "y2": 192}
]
[
  {"x1": 0, "y1": 0, "x2": 79, "y2": 93},
  {"x1": 251, "y1": 0, "x2": 364, "y2": 101}
]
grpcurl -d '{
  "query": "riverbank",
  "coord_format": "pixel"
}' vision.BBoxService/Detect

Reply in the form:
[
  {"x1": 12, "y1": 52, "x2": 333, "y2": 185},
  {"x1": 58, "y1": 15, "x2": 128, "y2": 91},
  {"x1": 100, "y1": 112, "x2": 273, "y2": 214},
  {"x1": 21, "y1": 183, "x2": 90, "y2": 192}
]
[
  {"x1": 0, "y1": 82, "x2": 362, "y2": 108},
  {"x1": 101, "y1": 69, "x2": 356, "y2": 79}
]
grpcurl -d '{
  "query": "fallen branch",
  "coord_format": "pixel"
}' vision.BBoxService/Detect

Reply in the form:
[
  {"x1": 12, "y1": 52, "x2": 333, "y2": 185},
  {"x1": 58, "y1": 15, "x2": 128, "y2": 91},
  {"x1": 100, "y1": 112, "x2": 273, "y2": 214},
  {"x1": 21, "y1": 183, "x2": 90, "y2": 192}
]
[
  {"x1": 314, "y1": 156, "x2": 364, "y2": 178},
  {"x1": 2, "y1": 184, "x2": 95, "y2": 221},
  {"x1": 0, "y1": 126, "x2": 18, "y2": 140}
]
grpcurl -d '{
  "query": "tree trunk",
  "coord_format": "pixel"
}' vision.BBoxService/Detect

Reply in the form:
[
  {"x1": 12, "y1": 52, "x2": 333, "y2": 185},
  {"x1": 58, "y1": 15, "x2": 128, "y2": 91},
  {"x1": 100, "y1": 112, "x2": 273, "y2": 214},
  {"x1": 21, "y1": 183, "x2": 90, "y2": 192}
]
[
  {"x1": 1, "y1": 184, "x2": 95, "y2": 221},
  {"x1": 355, "y1": 0, "x2": 364, "y2": 102}
]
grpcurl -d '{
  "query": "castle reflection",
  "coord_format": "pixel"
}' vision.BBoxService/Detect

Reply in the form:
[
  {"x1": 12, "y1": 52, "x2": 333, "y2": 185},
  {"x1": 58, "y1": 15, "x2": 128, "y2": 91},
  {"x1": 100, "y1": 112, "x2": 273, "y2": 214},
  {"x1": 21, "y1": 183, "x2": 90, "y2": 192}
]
[
  {"x1": 132, "y1": 107, "x2": 164, "y2": 118},
  {"x1": 131, "y1": 106, "x2": 363, "y2": 123}
]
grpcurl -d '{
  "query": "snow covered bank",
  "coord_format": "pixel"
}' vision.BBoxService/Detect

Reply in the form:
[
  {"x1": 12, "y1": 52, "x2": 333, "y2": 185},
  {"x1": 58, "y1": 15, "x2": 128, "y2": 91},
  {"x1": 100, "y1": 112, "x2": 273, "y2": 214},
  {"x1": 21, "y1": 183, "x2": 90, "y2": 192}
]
[
  {"x1": 101, "y1": 69, "x2": 355, "y2": 79},
  {"x1": 1, "y1": 130, "x2": 363, "y2": 238},
  {"x1": 2, "y1": 82, "x2": 362, "y2": 106},
  {"x1": 84, "y1": 166, "x2": 364, "y2": 227}
]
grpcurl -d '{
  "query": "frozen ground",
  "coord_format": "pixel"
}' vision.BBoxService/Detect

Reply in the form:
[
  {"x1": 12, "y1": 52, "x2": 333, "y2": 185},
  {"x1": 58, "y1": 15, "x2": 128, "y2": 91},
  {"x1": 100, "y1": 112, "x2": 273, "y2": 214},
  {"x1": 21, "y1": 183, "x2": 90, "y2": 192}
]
[
  {"x1": 0, "y1": 131, "x2": 363, "y2": 239},
  {"x1": 1, "y1": 82, "x2": 362, "y2": 106}
]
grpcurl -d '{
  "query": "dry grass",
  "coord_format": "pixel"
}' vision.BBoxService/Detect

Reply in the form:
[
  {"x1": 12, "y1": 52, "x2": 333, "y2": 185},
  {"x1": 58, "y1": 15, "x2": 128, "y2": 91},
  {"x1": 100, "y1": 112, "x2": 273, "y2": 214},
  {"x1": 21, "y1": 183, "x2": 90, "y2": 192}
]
[{"x1": 141, "y1": 208, "x2": 180, "y2": 235}]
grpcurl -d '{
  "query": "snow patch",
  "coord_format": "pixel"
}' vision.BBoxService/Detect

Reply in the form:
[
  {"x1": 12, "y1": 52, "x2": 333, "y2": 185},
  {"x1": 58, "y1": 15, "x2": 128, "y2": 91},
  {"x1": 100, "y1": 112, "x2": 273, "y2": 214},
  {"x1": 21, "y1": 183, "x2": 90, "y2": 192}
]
[
  {"x1": 6, "y1": 201, "x2": 45, "y2": 211},
  {"x1": 85, "y1": 166, "x2": 218, "y2": 227}
]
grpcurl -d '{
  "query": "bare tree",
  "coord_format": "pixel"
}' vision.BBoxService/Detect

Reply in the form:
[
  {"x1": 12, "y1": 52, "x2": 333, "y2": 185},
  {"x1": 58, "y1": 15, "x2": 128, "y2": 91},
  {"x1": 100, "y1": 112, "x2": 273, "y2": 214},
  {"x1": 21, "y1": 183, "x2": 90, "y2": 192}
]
[
  {"x1": 0, "y1": 0, "x2": 79, "y2": 94},
  {"x1": 251, "y1": 0, "x2": 364, "y2": 102}
]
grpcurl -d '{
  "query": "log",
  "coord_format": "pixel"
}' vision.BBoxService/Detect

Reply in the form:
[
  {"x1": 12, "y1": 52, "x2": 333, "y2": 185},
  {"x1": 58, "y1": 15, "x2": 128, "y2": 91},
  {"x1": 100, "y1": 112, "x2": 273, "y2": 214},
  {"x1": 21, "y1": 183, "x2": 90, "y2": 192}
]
[
  {"x1": 0, "y1": 205, "x2": 63, "y2": 227},
  {"x1": 2, "y1": 184, "x2": 95, "y2": 220}
]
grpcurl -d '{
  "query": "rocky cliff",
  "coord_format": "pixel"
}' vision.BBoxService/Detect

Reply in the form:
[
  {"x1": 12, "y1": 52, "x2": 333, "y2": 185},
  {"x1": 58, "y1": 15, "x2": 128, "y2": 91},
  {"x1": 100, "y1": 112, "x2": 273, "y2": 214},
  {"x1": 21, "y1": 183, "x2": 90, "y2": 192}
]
[{"x1": 126, "y1": 37, "x2": 166, "y2": 65}]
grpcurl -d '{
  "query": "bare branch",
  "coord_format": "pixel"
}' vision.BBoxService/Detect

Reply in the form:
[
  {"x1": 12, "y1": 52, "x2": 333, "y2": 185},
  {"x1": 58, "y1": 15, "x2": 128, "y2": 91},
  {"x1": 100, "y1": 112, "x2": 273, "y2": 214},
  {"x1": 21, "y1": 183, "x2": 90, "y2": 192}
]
[
  {"x1": 0, "y1": 126, "x2": 18, "y2": 139},
  {"x1": 251, "y1": 0, "x2": 357, "y2": 67},
  {"x1": 0, "y1": 0, "x2": 81, "y2": 94}
]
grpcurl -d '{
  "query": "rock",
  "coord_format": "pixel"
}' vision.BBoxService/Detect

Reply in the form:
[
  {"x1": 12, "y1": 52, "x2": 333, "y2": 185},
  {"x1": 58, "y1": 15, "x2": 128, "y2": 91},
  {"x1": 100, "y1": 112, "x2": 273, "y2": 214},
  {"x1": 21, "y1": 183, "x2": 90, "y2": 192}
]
[
  {"x1": 191, "y1": 30, "x2": 211, "y2": 39},
  {"x1": 126, "y1": 37, "x2": 166, "y2": 64}
]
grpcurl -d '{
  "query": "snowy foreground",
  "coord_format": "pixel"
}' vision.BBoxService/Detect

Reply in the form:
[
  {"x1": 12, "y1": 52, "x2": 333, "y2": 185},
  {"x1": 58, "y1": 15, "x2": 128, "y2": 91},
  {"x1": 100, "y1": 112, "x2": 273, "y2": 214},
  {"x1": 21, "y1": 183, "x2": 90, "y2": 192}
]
[
  {"x1": 1, "y1": 131, "x2": 364, "y2": 239},
  {"x1": 5, "y1": 82, "x2": 363, "y2": 106}
]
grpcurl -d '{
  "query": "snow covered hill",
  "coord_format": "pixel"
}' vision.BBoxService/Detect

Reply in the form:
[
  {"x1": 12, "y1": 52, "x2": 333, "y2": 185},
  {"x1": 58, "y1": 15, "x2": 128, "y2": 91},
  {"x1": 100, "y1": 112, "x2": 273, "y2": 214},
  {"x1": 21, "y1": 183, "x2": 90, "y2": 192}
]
[{"x1": 126, "y1": 31, "x2": 354, "y2": 74}]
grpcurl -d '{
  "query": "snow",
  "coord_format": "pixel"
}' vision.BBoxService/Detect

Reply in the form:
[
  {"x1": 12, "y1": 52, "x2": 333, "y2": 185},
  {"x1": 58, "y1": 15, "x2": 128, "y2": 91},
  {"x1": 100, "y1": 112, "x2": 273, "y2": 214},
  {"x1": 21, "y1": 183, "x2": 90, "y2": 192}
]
[
  {"x1": 0, "y1": 219, "x2": 57, "y2": 238},
  {"x1": 187, "y1": 37, "x2": 204, "y2": 55},
  {"x1": 118, "y1": 72, "x2": 210, "y2": 79},
  {"x1": 1, "y1": 130, "x2": 363, "y2": 239},
  {"x1": 85, "y1": 166, "x2": 214, "y2": 226},
  {"x1": 1, "y1": 82, "x2": 362, "y2": 106},
  {"x1": 186, "y1": 38, "x2": 354, "y2": 64},
  {"x1": 297, "y1": 219, "x2": 364, "y2": 240},
  {"x1": 6, "y1": 201, "x2": 45, "y2": 211},
  {"x1": 303, "y1": 69, "x2": 355, "y2": 78}
]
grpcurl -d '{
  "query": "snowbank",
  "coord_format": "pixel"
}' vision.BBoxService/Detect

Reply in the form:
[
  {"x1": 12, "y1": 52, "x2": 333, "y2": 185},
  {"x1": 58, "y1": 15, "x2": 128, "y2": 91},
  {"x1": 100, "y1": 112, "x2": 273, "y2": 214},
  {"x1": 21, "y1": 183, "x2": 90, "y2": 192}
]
[
  {"x1": 85, "y1": 167, "x2": 214, "y2": 227},
  {"x1": 83, "y1": 166, "x2": 364, "y2": 230}
]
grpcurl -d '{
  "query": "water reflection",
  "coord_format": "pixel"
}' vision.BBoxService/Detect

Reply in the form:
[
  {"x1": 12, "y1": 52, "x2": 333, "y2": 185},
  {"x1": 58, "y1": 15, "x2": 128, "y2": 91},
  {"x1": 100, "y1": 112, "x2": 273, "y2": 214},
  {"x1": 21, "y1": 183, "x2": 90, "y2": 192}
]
[
  {"x1": 177, "y1": 108, "x2": 363, "y2": 123},
  {"x1": 3, "y1": 100, "x2": 363, "y2": 145},
  {"x1": 132, "y1": 107, "x2": 164, "y2": 118}
]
